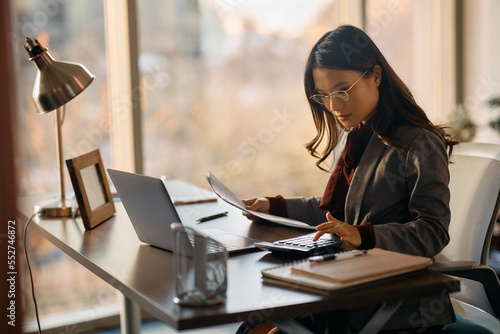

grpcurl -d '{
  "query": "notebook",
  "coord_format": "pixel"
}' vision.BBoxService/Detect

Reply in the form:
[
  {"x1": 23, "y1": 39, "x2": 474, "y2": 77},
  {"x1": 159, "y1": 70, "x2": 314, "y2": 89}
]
[
  {"x1": 107, "y1": 169, "x2": 257, "y2": 254},
  {"x1": 261, "y1": 248, "x2": 433, "y2": 293}
]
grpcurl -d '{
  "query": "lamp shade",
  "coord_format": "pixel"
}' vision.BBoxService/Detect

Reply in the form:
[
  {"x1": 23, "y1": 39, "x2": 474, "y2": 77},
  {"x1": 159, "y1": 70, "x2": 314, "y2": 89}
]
[{"x1": 24, "y1": 37, "x2": 95, "y2": 114}]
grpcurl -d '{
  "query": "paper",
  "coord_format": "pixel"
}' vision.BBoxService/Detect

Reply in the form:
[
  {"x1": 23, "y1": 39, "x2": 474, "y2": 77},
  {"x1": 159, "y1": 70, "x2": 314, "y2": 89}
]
[
  {"x1": 206, "y1": 171, "x2": 315, "y2": 230},
  {"x1": 161, "y1": 176, "x2": 218, "y2": 205}
]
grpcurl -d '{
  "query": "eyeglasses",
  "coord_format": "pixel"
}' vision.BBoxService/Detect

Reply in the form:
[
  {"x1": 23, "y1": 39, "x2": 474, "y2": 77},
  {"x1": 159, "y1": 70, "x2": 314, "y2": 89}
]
[{"x1": 309, "y1": 70, "x2": 368, "y2": 108}]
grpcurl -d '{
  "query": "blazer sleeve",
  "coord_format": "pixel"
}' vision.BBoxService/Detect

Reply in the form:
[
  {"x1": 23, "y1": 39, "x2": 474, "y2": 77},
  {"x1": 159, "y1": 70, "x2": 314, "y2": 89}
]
[
  {"x1": 371, "y1": 131, "x2": 451, "y2": 257},
  {"x1": 284, "y1": 196, "x2": 326, "y2": 226}
]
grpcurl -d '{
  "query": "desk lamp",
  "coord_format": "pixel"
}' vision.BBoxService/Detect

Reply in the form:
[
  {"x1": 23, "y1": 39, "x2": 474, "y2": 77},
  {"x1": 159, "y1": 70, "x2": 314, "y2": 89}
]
[{"x1": 25, "y1": 37, "x2": 95, "y2": 217}]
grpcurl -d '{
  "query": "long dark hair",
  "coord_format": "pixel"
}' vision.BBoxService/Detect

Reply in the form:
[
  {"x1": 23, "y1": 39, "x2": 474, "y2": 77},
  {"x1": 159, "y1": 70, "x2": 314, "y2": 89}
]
[{"x1": 304, "y1": 25, "x2": 457, "y2": 170}]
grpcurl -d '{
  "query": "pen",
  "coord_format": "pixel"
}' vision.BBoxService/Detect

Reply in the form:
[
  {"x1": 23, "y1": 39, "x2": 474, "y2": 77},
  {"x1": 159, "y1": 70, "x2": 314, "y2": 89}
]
[
  {"x1": 308, "y1": 249, "x2": 367, "y2": 263},
  {"x1": 174, "y1": 198, "x2": 218, "y2": 206},
  {"x1": 196, "y1": 211, "x2": 228, "y2": 223}
]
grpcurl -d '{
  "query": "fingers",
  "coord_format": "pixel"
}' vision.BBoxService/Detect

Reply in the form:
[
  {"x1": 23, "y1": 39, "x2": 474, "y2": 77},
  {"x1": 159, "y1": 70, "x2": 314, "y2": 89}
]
[
  {"x1": 315, "y1": 222, "x2": 343, "y2": 234},
  {"x1": 242, "y1": 198, "x2": 258, "y2": 221},
  {"x1": 313, "y1": 213, "x2": 341, "y2": 241},
  {"x1": 242, "y1": 198, "x2": 256, "y2": 206},
  {"x1": 241, "y1": 198, "x2": 270, "y2": 222},
  {"x1": 242, "y1": 198, "x2": 270, "y2": 213},
  {"x1": 312, "y1": 213, "x2": 361, "y2": 247},
  {"x1": 326, "y1": 211, "x2": 339, "y2": 223},
  {"x1": 242, "y1": 211, "x2": 259, "y2": 222},
  {"x1": 312, "y1": 222, "x2": 340, "y2": 241},
  {"x1": 326, "y1": 211, "x2": 334, "y2": 221},
  {"x1": 312, "y1": 230, "x2": 325, "y2": 242},
  {"x1": 242, "y1": 211, "x2": 252, "y2": 218},
  {"x1": 314, "y1": 223, "x2": 357, "y2": 244}
]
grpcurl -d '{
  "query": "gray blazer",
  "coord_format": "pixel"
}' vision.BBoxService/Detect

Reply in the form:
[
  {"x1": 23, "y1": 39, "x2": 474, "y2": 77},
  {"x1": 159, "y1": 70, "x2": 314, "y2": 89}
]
[
  {"x1": 283, "y1": 124, "x2": 455, "y2": 330},
  {"x1": 285, "y1": 124, "x2": 451, "y2": 258}
]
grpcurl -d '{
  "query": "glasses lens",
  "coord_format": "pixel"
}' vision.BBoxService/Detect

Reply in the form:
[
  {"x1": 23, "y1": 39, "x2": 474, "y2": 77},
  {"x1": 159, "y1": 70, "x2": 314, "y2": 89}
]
[
  {"x1": 333, "y1": 91, "x2": 349, "y2": 102},
  {"x1": 310, "y1": 95, "x2": 327, "y2": 105}
]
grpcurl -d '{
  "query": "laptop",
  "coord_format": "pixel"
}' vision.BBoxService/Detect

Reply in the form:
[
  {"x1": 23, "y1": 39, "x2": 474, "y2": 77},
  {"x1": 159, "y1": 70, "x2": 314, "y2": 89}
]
[{"x1": 107, "y1": 169, "x2": 257, "y2": 254}]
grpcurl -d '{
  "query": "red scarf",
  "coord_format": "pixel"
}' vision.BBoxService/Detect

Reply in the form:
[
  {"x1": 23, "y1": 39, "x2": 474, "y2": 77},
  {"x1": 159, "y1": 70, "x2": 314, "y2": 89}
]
[{"x1": 319, "y1": 123, "x2": 373, "y2": 220}]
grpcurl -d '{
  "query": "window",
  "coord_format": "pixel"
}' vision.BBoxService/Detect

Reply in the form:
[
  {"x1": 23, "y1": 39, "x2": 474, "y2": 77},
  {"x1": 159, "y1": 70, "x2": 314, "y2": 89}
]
[
  {"x1": 365, "y1": 0, "x2": 458, "y2": 130},
  {"x1": 138, "y1": 0, "x2": 341, "y2": 198},
  {"x1": 15, "y1": 0, "x2": 112, "y2": 196},
  {"x1": 14, "y1": 0, "x2": 119, "y2": 325},
  {"x1": 365, "y1": 0, "x2": 414, "y2": 98},
  {"x1": 461, "y1": 0, "x2": 500, "y2": 143}
]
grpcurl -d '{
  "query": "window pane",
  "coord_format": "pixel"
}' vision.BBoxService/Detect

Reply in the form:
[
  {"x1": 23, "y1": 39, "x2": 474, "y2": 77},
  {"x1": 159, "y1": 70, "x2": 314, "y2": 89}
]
[
  {"x1": 364, "y1": 0, "x2": 414, "y2": 93},
  {"x1": 138, "y1": 0, "x2": 339, "y2": 198},
  {"x1": 14, "y1": 0, "x2": 118, "y2": 324},
  {"x1": 15, "y1": 0, "x2": 112, "y2": 197}
]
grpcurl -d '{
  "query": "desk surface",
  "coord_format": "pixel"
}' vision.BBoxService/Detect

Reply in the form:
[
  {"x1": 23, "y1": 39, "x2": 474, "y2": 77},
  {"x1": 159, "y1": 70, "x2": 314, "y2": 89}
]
[{"x1": 19, "y1": 180, "x2": 460, "y2": 330}]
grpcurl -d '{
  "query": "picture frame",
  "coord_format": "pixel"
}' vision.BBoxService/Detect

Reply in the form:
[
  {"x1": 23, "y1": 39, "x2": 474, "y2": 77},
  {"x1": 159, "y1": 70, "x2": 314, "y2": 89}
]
[{"x1": 66, "y1": 149, "x2": 115, "y2": 230}]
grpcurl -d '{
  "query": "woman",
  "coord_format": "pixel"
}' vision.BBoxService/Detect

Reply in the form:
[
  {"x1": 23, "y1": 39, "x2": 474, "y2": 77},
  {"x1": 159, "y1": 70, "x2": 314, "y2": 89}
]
[{"x1": 242, "y1": 25, "x2": 458, "y2": 333}]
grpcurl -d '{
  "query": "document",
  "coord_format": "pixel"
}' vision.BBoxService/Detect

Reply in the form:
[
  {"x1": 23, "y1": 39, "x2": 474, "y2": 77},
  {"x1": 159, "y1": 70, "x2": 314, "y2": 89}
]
[
  {"x1": 160, "y1": 177, "x2": 218, "y2": 205},
  {"x1": 206, "y1": 171, "x2": 315, "y2": 230}
]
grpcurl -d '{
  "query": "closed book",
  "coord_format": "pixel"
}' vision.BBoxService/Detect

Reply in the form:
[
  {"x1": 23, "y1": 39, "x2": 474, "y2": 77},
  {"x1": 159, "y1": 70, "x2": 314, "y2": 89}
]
[{"x1": 261, "y1": 248, "x2": 432, "y2": 292}]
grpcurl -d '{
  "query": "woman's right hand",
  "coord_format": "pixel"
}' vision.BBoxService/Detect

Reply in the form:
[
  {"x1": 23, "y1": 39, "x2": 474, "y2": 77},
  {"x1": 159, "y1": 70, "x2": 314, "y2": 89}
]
[{"x1": 242, "y1": 198, "x2": 270, "y2": 222}]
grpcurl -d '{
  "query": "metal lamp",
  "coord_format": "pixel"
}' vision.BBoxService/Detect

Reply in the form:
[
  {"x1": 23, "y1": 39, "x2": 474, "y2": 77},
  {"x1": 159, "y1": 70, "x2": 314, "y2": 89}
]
[{"x1": 25, "y1": 37, "x2": 95, "y2": 217}]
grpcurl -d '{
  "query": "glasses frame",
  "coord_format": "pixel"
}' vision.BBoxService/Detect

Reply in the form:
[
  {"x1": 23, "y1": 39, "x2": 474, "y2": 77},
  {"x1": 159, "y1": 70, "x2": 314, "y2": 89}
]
[{"x1": 309, "y1": 70, "x2": 368, "y2": 109}]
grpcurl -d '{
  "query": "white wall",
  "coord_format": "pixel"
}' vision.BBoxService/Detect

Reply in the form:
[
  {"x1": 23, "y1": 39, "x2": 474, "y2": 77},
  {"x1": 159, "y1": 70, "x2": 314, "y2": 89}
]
[{"x1": 463, "y1": 0, "x2": 500, "y2": 144}]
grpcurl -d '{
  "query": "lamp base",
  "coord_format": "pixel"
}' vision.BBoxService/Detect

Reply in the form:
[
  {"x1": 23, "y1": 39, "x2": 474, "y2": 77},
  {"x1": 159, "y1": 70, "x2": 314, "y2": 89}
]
[{"x1": 34, "y1": 198, "x2": 73, "y2": 218}]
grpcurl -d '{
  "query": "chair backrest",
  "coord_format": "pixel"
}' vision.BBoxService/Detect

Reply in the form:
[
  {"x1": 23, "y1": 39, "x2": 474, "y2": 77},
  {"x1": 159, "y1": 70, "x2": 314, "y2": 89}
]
[
  {"x1": 436, "y1": 142, "x2": 500, "y2": 265},
  {"x1": 435, "y1": 143, "x2": 500, "y2": 316}
]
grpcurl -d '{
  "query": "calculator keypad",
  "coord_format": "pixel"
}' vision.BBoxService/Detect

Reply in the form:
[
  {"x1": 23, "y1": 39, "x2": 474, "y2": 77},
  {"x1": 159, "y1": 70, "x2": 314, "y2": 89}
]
[{"x1": 275, "y1": 235, "x2": 337, "y2": 250}]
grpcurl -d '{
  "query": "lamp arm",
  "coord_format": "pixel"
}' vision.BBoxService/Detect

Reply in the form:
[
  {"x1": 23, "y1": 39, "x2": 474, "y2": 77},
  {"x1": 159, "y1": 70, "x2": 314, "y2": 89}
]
[{"x1": 55, "y1": 107, "x2": 66, "y2": 205}]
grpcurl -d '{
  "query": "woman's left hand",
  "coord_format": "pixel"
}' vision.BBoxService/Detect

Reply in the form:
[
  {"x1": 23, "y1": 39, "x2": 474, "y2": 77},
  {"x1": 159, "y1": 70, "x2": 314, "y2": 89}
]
[{"x1": 312, "y1": 212, "x2": 362, "y2": 247}]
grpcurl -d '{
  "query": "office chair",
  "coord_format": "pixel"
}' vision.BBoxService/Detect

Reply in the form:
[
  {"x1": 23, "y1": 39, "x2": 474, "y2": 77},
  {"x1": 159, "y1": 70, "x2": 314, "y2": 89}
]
[{"x1": 431, "y1": 142, "x2": 500, "y2": 330}]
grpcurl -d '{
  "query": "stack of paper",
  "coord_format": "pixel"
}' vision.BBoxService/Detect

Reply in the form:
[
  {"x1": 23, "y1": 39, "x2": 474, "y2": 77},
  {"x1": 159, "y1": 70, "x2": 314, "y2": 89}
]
[{"x1": 206, "y1": 171, "x2": 315, "y2": 230}]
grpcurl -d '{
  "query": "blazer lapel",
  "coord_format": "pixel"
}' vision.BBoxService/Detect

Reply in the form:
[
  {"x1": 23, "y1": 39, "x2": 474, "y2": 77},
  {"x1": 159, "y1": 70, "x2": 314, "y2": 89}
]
[{"x1": 345, "y1": 134, "x2": 387, "y2": 225}]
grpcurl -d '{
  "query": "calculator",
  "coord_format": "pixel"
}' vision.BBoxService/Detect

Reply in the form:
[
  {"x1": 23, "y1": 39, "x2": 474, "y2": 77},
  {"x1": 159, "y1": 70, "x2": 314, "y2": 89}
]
[{"x1": 254, "y1": 232, "x2": 342, "y2": 255}]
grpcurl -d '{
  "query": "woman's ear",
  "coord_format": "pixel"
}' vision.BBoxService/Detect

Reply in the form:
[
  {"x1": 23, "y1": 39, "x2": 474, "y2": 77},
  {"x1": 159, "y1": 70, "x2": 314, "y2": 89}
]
[{"x1": 372, "y1": 65, "x2": 382, "y2": 87}]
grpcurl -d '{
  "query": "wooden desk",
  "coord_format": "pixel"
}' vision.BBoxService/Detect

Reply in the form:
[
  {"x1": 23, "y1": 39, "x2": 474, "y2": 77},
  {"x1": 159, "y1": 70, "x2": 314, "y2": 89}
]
[{"x1": 19, "y1": 180, "x2": 459, "y2": 333}]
